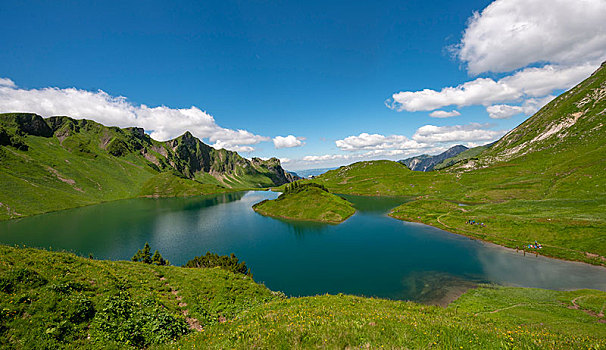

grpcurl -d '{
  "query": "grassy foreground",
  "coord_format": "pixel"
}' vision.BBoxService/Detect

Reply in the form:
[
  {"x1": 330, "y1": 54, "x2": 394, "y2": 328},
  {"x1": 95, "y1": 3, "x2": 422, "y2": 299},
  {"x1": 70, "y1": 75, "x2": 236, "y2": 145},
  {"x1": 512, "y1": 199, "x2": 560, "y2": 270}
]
[
  {"x1": 253, "y1": 183, "x2": 355, "y2": 224},
  {"x1": 1, "y1": 245, "x2": 605, "y2": 349}
]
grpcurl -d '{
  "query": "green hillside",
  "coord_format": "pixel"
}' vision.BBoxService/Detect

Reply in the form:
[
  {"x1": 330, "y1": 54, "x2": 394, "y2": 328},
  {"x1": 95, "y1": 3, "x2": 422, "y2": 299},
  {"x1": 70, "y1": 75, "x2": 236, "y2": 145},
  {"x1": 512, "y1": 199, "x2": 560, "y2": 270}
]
[
  {"x1": 253, "y1": 182, "x2": 355, "y2": 223},
  {"x1": 433, "y1": 143, "x2": 492, "y2": 170},
  {"x1": 312, "y1": 64, "x2": 606, "y2": 265},
  {"x1": 0, "y1": 114, "x2": 295, "y2": 221},
  {"x1": 1, "y1": 245, "x2": 604, "y2": 349}
]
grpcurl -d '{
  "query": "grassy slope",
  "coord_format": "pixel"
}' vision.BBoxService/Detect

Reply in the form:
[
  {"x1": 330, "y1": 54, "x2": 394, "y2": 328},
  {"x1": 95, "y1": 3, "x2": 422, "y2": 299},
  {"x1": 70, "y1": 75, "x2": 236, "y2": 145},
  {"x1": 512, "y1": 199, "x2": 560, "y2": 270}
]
[
  {"x1": 0, "y1": 245, "x2": 279, "y2": 349},
  {"x1": 0, "y1": 115, "x2": 294, "y2": 221},
  {"x1": 252, "y1": 186, "x2": 355, "y2": 224},
  {"x1": 1, "y1": 245, "x2": 605, "y2": 349},
  {"x1": 138, "y1": 172, "x2": 231, "y2": 197},
  {"x1": 312, "y1": 65, "x2": 606, "y2": 265},
  {"x1": 433, "y1": 144, "x2": 491, "y2": 170}
]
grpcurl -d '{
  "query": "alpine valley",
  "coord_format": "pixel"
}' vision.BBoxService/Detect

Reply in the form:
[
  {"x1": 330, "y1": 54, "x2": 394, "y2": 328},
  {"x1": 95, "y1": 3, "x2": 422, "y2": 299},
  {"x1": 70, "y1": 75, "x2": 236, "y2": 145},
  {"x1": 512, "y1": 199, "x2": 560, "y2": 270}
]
[
  {"x1": 0, "y1": 113, "x2": 296, "y2": 220},
  {"x1": 2, "y1": 4, "x2": 606, "y2": 348}
]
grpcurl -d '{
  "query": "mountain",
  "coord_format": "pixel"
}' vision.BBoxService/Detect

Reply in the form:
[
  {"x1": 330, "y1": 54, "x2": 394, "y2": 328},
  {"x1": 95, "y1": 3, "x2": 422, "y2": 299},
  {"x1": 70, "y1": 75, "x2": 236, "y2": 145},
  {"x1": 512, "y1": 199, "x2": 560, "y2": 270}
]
[
  {"x1": 294, "y1": 167, "x2": 338, "y2": 178},
  {"x1": 433, "y1": 143, "x2": 494, "y2": 170},
  {"x1": 313, "y1": 62, "x2": 606, "y2": 265},
  {"x1": 398, "y1": 145, "x2": 468, "y2": 171},
  {"x1": 0, "y1": 113, "x2": 294, "y2": 220},
  {"x1": 448, "y1": 61, "x2": 606, "y2": 175}
]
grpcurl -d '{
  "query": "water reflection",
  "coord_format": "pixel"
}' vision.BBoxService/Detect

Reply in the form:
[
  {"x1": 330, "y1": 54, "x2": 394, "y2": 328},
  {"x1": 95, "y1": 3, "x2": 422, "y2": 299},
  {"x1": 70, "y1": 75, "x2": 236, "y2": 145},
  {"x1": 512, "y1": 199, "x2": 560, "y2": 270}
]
[{"x1": 1, "y1": 190, "x2": 605, "y2": 303}]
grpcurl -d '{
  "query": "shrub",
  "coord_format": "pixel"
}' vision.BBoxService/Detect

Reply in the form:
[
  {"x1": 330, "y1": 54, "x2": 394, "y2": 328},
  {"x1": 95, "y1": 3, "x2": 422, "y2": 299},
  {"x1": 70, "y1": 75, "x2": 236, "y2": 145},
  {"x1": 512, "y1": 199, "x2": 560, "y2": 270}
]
[
  {"x1": 131, "y1": 243, "x2": 169, "y2": 266},
  {"x1": 282, "y1": 181, "x2": 329, "y2": 196},
  {"x1": 0, "y1": 268, "x2": 47, "y2": 293},
  {"x1": 184, "y1": 252, "x2": 251, "y2": 276},
  {"x1": 90, "y1": 292, "x2": 187, "y2": 347}
]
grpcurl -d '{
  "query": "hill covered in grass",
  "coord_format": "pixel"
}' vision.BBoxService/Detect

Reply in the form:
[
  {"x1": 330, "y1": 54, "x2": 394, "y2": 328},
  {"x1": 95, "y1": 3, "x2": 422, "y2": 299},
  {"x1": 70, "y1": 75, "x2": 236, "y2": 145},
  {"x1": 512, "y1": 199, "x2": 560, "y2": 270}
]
[
  {"x1": 312, "y1": 63, "x2": 606, "y2": 265},
  {"x1": 0, "y1": 114, "x2": 296, "y2": 220},
  {"x1": 399, "y1": 144, "x2": 468, "y2": 171},
  {"x1": 253, "y1": 182, "x2": 355, "y2": 223},
  {"x1": 1, "y1": 245, "x2": 605, "y2": 349}
]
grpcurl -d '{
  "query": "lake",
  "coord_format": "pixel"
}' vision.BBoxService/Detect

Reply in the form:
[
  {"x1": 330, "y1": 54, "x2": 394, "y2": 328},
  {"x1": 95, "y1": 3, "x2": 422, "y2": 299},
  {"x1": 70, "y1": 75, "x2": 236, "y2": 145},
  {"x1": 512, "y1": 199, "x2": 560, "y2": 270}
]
[{"x1": 1, "y1": 191, "x2": 605, "y2": 304}]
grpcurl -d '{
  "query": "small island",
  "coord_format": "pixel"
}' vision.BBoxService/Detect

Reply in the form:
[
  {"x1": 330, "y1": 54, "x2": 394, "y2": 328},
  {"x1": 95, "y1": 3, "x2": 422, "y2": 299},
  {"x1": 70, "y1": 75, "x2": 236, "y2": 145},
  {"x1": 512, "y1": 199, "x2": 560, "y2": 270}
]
[{"x1": 253, "y1": 182, "x2": 355, "y2": 224}]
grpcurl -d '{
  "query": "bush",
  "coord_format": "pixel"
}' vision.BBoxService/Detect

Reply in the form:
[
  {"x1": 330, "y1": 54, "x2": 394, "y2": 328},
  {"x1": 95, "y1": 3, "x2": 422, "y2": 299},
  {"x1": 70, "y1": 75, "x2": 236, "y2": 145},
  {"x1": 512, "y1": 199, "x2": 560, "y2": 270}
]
[
  {"x1": 279, "y1": 181, "x2": 329, "y2": 199},
  {"x1": 184, "y1": 252, "x2": 251, "y2": 276},
  {"x1": 90, "y1": 292, "x2": 188, "y2": 347},
  {"x1": 131, "y1": 243, "x2": 169, "y2": 266},
  {"x1": 0, "y1": 268, "x2": 47, "y2": 293}
]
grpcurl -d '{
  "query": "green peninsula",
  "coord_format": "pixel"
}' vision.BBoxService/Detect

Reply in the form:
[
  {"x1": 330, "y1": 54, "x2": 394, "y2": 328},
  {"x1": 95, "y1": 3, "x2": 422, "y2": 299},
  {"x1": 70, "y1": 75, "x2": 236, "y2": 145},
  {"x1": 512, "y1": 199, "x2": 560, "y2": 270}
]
[{"x1": 253, "y1": 182, "x2": 355, "y2": 223}]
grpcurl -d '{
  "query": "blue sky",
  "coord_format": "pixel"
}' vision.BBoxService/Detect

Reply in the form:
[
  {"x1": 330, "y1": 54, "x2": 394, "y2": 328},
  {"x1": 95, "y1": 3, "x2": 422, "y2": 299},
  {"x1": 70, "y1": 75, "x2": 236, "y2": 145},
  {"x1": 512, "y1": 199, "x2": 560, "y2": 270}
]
[{"x1": 1, "y1": 0, "x2": 605, "y2": 170}]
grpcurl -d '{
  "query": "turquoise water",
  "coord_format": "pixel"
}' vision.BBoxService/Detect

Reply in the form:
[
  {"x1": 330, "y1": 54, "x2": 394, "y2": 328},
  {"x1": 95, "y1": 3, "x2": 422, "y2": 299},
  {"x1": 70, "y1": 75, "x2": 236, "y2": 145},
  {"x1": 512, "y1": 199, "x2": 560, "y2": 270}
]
[{"x1": 1, "y1": 191, "x2": 605, "y2": 303}]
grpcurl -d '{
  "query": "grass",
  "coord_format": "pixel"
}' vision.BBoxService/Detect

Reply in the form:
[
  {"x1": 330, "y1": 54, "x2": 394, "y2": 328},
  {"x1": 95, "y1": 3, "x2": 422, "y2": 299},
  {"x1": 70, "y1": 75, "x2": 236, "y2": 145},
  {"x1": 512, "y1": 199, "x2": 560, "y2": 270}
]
[
  {"x1": 0, "y1": 114, "x2": 293, "y2": 221},
  {"x1": 0, "y1": 245, "x2": 280, "y2": 349},
  {"x1": 389, "y1": 198, "x2": 606, "y2": 265},
  {"x1": 2, "y1": 245, "x2": 605, "y2": 349},
  {"x1": 252, "y1": 185, "x2": 356, "y2": 224}
]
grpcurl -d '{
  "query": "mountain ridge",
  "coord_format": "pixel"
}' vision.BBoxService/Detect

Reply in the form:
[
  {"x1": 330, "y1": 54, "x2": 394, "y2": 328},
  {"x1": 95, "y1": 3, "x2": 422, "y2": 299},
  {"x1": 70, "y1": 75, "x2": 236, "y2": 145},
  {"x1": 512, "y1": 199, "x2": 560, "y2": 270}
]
[
  {"x1": 398, "y1": 145, "x2": 468, "y2": 171},
  {"x1": 0, "y1": 113, "x2": 295, "y2": 220}
]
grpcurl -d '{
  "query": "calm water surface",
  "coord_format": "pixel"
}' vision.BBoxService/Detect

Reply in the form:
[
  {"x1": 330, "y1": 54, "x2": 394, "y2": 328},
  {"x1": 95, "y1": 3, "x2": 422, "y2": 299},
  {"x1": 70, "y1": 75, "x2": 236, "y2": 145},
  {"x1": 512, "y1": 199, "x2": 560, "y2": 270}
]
[{"x1": 1, "y1": 191, "x2": 605, "y2": 303}]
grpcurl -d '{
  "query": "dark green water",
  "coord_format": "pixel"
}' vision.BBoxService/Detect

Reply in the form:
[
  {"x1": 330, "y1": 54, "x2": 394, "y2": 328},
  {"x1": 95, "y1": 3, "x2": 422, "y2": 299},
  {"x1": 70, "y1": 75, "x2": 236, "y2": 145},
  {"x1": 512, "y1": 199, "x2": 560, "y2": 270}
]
[{"x1": 1, "y1": 191, "x2": 605, "y2": 303}]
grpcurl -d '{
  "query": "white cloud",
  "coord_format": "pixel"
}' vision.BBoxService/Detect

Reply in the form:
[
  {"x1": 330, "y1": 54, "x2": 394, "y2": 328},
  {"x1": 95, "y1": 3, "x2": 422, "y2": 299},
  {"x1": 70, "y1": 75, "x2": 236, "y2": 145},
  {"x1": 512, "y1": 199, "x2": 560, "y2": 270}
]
[
  {"x1": 0, "y1": 78, "x2": 15, "y2": 88},
  {"x1": 388, "y1": 64, "x2": 595, "y2": 112},
  {"x1": 302, "y1": 154, "x2": 351, "y2": 162},
  {"x1": 272, "y1": 135, "x2": 305, "y2": 149},
  {"x1": 457, "y1": 0, "x2": 606, "y2": 75},
  {"x1": 0, "y1": 80, "x2": 269, "y2": 152},
  {"x1": 412, "y1": 123, "x2": 506, "y2": 143},
  {"x1": 291, "y1": 123, "x2": 504, "y2": 169},
  {"x1": 335, "y1": 133, "x2": 427, "y2": 152},
  {"x1": 486, "y1": 95, "x2": 555, "y2": 119},
  {"x1": 429, "y1": 110, "x2": 461, "y2": 118},
  {"x1": 388, "y1": 0, "x2": 606, "y2": 118}
]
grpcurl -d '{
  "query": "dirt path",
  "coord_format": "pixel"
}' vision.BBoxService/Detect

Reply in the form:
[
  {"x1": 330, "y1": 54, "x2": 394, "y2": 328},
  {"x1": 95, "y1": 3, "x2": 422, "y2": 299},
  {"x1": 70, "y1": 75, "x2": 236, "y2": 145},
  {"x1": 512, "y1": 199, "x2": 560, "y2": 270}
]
[
  {"x1": 568, "y1": 295, "x2": 606, "y2": 322},
  {"x1": 474, "y1": 303, "x2": 525, "y2": 316},
  {"x1": 157, "y1": 275, "x2": 203, "y2": 331}
]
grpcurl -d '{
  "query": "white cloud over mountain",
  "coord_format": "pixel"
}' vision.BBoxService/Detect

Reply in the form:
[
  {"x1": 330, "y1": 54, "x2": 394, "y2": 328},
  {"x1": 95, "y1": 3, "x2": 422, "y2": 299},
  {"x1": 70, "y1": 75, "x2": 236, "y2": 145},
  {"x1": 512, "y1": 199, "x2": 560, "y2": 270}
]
[
  {"x1": 388, "y1": 64, "x2": 595, "y2": 112},
  {"x1": 336, "y1": 133, "x2": 425, "y2": 152},
  {"x1": 388, "y1": 0, "x2": 606, "y2": 121},
  {"x1": 412, "y1": 123, "x2": 506, "y2": 143},
  {"x1": 457, "y1": 0, "x2": 606, "y2": 75},
  {"x1": 273, "y1": 135, "x2": 305, "y2": 149},
  {"x1": 283, "y1": 122, "x2": 503, "y2": 170},
  {"x1": 0, "y1": 81, "x2": 269, "y2": 152},
  {"x1": 486, "y1": 95, "x2": 555, "y2": 119}
]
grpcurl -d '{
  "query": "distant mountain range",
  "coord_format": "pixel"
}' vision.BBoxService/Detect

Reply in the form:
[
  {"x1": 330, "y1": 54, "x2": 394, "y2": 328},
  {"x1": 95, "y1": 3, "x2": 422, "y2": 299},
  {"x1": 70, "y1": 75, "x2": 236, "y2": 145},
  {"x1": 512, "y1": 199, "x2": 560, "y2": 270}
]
[
  {"x1": 398, "y1": 145, "x2": 468, "y2": 171},
  {"x1": 0, "y1": 113, "x2": 295, "y2": 219},
  {"x1": 292, "y1": 167, "x2": 338, "y2": 178}
]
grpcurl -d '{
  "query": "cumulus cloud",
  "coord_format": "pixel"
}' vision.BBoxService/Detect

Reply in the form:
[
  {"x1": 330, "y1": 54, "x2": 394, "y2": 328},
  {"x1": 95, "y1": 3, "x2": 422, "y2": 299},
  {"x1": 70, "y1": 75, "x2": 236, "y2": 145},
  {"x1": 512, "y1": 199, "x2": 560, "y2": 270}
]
[
  {"x1": 0, "y1": 78, "x2": 15, "y2": 87},
  {"x1": 457, "y1": 0, "x2": 606, "y2": 74},
  {"x1": 429, "y1": 110, "x2": 461, "y2": 118},
  {"x1": 412, "y1": 123, "x2": 506, "y2": 143},
  {"x1": 486, "y1": 95, "x2": 555, "y2": 119},
  {"x1": 388, "y1": 0, "x2": 606, "y2": 118},
  {"x1": 0, "y1": 80, "x2": 269, "y2": 152},
  {"x1": 289, "y1": 122, "x2": 502, "y2": 169},
  {"x1": 335, "y1": 133, "x2": 427, "y2": 152},
  {"x1": 388, "y1": 64, "x2": 595, "y2": 112},
  {"x1": 273, "y1": 135, "x2": 305, "y2": 149}
]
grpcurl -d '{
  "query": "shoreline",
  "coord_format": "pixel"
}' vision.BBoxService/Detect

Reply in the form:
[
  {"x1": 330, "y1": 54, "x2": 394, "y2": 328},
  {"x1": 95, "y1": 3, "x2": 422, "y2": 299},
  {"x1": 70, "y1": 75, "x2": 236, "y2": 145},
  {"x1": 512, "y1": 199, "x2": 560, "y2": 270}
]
[{"x1": 389, "y1": 213, "x2": 606, "y2": 269}]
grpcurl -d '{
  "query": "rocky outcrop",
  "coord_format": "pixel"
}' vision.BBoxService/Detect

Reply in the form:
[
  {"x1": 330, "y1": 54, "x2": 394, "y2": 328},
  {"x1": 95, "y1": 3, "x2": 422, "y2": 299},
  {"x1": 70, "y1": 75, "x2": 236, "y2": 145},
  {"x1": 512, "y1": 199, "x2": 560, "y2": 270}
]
[
  {"x1": 0, "y1": 113, "x2": 295, "y2": 188},
  {"x1": 399, "y1": 145, "x2": 468, "y2": 171},
  {"x1": 0, "y1": 113, "x2": 53, "y2": 137}
]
